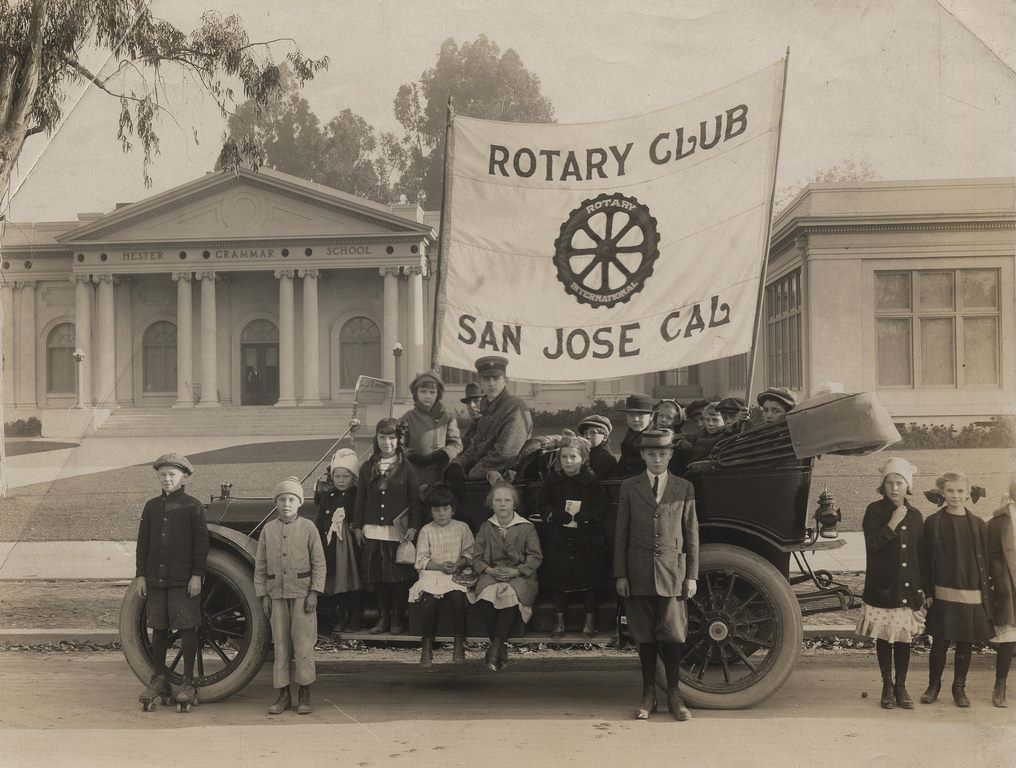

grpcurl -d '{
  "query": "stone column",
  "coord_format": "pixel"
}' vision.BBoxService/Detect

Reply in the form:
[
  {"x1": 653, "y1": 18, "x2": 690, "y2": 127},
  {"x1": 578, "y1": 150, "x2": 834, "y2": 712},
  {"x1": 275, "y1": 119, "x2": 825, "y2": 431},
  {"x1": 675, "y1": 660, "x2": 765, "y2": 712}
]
[
  {"x1": 275, "y1": 269, "x2": 297, "y2": 407},
  {"x1": 14, "y1": 281, "x2": 39, "y2": 408},
  {"x1": 71, "y1": 274, "x2": 93, "y2": 407},
  {"x1": 172, "y1": 272, "x2": 194, "y2": 407},
  {"x1": 1, "y1": 282, "x2": 14, "y2": 410},
  {"x1": 94, "y1": 275, "x2": 117, "y2": 406},
  {"x1": 196, "y1": 271, "x2": 220, "y2": 408},
  {"x1": 406, "y1": 265, "x2": 425, "y2": 379},
  {"x1": 380, "y1": 267, "x2": 400, "y2": 385},
  {"x1": 299, "y1": 269, "x2": 322, "y2": 406}
]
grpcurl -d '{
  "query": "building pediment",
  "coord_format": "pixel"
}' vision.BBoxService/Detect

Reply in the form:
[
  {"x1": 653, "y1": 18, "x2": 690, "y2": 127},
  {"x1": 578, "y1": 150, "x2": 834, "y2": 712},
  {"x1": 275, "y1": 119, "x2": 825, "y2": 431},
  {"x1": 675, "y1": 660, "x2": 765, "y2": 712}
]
[{"x1": 59, "y1": 168, "x2": 433, "y2": 245}]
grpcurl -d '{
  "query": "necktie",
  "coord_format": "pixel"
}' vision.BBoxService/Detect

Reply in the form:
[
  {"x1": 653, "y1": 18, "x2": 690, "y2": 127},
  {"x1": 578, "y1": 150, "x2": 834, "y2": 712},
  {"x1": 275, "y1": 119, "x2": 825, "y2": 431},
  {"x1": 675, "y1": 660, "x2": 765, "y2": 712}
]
[{"x1": 652, "y1": 475, "x2": 659, "y2": 499}]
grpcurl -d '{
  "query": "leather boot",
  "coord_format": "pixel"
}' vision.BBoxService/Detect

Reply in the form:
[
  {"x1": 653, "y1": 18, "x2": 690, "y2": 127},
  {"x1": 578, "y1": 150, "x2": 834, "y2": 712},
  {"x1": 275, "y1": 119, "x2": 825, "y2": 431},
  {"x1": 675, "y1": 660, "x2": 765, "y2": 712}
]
[
  {"x1": 389, "y1": 611, "x2": 405, "y2": 636},
  {"x1": 582, "y1": 613, "x2": 596, "y2": 638},
  {"x1": 368, "y1": 610, "x2": 390, "y2": 635},
  {"x1": 993, "y1": 679, "x2": 1008, "y2": 708},
  {"x1": 880, "y1": 678, "x2": 896, "y2": 709},
  {"x1": 296, "y1": 685, "x2": 312, "y2": 715},
  {"x1": 920, "y1": 682, "x2": 940, "y2": 704},
  {"x1": 452, "y1": 636, "x2": 466, "y2": 664},
  {"x1": 667, "y1": 687, "x2": 691, "y2": 721},
  {"x1": 485, "y1": 640, "x2": 500, "y2": 672},
  {"x1": 419, "y1": 638, "x2": 433, "y2": 666},
  {"x1": 551, "y1": 612, "x2": 565, "y2": 639},
  {"x1": 894, "y1": 681, "x2": 914, "y2": 709},
  {"x1": 267, "y1": 687, "x2": 291, "y2": 715},
  {"x1": 952, "y1": 678, "x2": 971, "y2": 708}
]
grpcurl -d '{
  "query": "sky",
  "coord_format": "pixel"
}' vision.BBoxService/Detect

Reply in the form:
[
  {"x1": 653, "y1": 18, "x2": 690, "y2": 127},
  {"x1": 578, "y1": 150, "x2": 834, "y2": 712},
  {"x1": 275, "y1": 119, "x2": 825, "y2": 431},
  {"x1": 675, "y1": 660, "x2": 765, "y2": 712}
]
[{"x1": 5, "y1": 0, "x2": 1015, "y2": 224}]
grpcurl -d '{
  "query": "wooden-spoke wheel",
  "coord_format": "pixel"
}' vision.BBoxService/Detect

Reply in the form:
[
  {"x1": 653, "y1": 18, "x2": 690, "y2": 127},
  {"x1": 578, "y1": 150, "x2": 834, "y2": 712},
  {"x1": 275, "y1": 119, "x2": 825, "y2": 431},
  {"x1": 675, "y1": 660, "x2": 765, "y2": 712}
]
[
  {"x1": 658, "y1": 544, "x2": 802, "y2": 709},
  {"x1": 120, "y1": 549, "x2": 269, "y2": 702}
]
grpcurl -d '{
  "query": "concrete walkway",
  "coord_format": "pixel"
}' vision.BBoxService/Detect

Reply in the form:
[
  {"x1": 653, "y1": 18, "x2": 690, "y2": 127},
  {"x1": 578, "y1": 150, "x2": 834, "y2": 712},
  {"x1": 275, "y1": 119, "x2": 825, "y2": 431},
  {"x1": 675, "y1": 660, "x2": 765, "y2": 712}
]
[{"x1": 0, "y1": 532, "x2": 866, "y2": 580}]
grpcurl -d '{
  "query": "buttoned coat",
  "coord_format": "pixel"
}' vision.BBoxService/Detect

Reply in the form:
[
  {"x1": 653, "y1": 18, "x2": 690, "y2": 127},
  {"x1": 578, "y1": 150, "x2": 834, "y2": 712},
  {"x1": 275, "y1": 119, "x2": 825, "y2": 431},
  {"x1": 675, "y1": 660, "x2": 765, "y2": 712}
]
[
  {"x1": 614, "y1": 472, "x2": 699, "y2": 597},
  {"x1": 988, "y1": 506, "x2": 1016, "y2": 627},
  {"x1": 399, "y1": 403, "x2": 464, "y2": 486},
  {"x1": 351, "y1": 453, "x2": 424, "y2": 533},
  {"x1": 254, "y1": 516, "x2": 326, "y2": 599},
  {"x1": 471, "y1": 518, "x2": 544, "y2": 607},
  {"x1": 453, "y1": 388, "x2": 533, "y2": 480},
  {"x1": 135, "y1": 487, "x2": 209, "y2": 587},
  {"x1": 860, "y1": 497, "x2": 926, "y2": 609}
]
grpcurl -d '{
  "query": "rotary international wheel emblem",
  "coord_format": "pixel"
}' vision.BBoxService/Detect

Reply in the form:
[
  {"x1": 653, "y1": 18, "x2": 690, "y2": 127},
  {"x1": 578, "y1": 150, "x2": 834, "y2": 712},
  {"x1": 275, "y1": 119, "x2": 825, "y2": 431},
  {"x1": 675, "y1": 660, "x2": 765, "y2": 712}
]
[{"x1": 553, "y1": 193, "x2": 660, "y2": 308}]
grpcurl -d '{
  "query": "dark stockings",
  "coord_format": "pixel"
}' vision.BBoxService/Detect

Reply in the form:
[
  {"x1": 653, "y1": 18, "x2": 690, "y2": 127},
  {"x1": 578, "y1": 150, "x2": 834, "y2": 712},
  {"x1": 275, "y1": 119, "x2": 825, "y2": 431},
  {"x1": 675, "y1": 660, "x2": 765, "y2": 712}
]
[
  {"x1": 658, "y1": 642, "x2": 683, "y2": 692},
  {"x1": 928, "y1": 638, "x2": 972, "y2": 685},
  {"x1": 491, "y1": 606, "x2": 516, "y2": 641},
  {"x1": 638, "y1": 643, "x2": 657, "y2": 700},
  {"x1": 997, "y1": 642, "x2": 1015, "y2": 682},
  {"x1": 180, "y1": 628, "x2": 197, "y2": 680},
  {"x1": 552, "y1": 590, "x2": 597, "y2": 614},
  {"x1": 151, "y1": 629, "x2": 169, "y2": 673},
  {"x1": 875, "y1": 640, "x2": 911, "y2": 683},
  {"x1": 417, "y1": 592, "x2": 467, "y2": 638}
]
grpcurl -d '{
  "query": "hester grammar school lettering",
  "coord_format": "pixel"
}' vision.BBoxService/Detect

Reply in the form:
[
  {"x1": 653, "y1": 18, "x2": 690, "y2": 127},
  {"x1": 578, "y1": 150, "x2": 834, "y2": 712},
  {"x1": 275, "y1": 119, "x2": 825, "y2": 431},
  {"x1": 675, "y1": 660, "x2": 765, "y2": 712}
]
[{"x1": 456, "y1": 294, "x2": 732, "y2": 361}]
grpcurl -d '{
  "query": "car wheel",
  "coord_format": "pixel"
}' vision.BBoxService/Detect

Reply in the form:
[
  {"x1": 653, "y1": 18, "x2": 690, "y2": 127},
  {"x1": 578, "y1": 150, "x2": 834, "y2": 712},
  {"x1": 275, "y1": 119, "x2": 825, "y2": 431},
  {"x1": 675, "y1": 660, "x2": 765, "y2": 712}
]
[
  {"x1": 655, "y1": 543, "x2": 802, "y2": 709},
  {"x1": 119, "y1": 548, "x2": 269, "y2": 703}
]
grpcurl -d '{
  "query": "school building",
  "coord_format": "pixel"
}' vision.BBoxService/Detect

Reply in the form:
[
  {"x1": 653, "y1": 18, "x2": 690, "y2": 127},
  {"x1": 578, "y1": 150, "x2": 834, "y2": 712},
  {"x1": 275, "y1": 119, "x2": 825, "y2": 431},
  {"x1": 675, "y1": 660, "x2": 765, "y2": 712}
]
[{"x1": 1, "y1": 170, "x2": 1013, "y2": 436}]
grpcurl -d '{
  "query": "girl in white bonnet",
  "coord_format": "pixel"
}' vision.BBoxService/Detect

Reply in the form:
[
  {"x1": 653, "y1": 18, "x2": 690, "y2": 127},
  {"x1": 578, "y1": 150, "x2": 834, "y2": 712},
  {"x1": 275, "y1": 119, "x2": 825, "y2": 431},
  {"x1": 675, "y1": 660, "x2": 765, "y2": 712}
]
[
  {"x1": 314, "y1": 448, "x2": 364, "y2": 633},
  {"x1": 857, "y1": 457, "x2": 926, "y2": 709}
]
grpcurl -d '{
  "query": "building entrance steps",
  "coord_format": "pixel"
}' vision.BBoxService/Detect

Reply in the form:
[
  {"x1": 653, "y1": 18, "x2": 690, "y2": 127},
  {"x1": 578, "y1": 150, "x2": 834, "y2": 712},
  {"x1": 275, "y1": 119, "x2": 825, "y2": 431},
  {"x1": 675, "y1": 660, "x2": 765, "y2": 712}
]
[{"x1": 92, "y1": 405, "x2": 357, "y2": 437}]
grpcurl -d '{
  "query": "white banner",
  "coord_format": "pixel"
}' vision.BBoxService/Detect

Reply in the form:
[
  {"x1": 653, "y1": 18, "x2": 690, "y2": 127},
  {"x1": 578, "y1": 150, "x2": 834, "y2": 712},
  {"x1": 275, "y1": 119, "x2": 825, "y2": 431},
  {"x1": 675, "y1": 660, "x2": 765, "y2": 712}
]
[{"x1": 436, "y1": 59, "x2": 786, "y2": 382}]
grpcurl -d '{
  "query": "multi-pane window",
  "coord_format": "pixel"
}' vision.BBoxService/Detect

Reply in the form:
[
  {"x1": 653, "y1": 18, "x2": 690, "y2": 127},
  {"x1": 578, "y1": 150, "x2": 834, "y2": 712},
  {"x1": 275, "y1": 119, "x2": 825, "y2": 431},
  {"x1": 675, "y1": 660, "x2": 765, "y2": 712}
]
[
  {"x1": 726, "y1": 354, "x2": 748, "y2": 391},
  {"x1": 765, "y1": 270, "x2": 803, "y2": 390},
  {"x1": 875, "y1": 269, "x2": 1000, "y2": 388},
  {"x1": 440, "y1": 366, "x2": 478, "y2": 386},
  {"x1": 656, "y1": 367, "x2": 698, "y2": 387},
  {"x1": 46, "y1": 323, "x2": 76, "y2": 393},
  {"x1": 143, "y1": 321, "x2": 177, "y2": 392}
]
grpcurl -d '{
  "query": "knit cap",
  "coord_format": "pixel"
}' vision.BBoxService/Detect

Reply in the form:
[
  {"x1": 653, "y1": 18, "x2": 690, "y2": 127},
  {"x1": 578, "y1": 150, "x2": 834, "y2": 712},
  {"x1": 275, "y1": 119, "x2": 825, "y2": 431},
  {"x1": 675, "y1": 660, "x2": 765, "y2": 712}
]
[
  {"x1": 273, "y1": 476, "x2": 305, "y2": 503},
  {"x1": 329, "y1": 448, "x2": 361, "y2": 480},
  {"x1": 880, "y1": 457, "x2": 917, "y2": 492}
]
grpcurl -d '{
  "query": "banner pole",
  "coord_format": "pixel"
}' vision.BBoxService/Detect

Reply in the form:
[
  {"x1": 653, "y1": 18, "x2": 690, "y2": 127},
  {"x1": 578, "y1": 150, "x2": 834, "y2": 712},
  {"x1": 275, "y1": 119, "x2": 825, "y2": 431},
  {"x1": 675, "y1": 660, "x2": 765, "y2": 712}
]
[
  {"x1": 744, "y1": 47, "x2": 791, "y2": 406},
  {"x1": 429, "y1": 95, "x2": 455, "y2": 371}
]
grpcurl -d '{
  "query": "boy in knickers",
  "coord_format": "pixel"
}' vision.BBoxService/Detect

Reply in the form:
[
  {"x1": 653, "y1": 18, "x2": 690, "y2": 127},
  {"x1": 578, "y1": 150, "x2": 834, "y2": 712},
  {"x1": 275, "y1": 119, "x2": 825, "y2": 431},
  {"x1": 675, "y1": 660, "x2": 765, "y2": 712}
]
[{"x1": 135, "y1": 453, "x2": 208, "y2": 712}]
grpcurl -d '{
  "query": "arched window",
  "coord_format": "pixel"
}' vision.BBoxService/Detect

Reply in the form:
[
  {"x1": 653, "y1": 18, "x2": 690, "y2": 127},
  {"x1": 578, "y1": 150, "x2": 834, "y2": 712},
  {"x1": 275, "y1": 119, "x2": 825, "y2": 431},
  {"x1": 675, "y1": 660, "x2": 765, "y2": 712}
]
[
  {"x1": 143, "y1": 321, "x2": 177, "y2": 393},
  {"x1": 241, "y1": 319, "x2": 279, "y2": 344},
  {"x1": 339, "y1": 316, "x2": 381, "y2": 388},
  {"x1": 46, "y1": 323, "x2": 76, "y2": 394}
]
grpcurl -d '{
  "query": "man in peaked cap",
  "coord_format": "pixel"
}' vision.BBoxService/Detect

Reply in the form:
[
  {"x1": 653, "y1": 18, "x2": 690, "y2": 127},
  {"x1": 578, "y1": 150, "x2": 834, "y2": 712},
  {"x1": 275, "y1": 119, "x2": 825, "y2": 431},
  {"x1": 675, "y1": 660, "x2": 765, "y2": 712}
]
[{"x1": 447, "y1": 356, "x2": 533, "y2": 485}]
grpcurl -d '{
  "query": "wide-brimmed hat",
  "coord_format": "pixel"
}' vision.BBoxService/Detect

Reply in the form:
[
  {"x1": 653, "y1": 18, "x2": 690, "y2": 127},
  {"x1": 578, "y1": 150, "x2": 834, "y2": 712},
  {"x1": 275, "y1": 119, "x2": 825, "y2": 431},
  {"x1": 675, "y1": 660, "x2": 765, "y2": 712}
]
[
  {"x1": 475, "y1": 355, "x2": 509, "y2": 376},
  {"x1": 460, "y1": 382, "x2": 483, "y2": 403},
  {"x1": 636, "y1": 428, "x2": 675, "y2": 449},
  {"x1": 684, "y1": 399, "x2": 710, "y2": 418},
  {"x1": 757, "y1": 386, "x2": 797, "y2": 411},
  {"x1": 577, "y1": 414, "x2": 613, "y2": 436},
  {"x1": 616, "y1": 394, "x2": 655, "y2": 413},
  {"x1": 152, "y1": 452, "x2": 194, "y2": 476},
  {"x1": 410, "y1": 370, "x2": 444, "y2": 396}
]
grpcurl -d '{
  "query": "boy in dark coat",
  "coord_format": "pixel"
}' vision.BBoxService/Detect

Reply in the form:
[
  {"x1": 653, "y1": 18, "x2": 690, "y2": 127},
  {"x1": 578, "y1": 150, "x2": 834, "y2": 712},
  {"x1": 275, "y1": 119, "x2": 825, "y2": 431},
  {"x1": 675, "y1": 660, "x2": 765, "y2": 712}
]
[
  {"x1": 615, "y1": 429, "x2": 699, "y2": 722},
  {"x1": 135, "y1": 453, "x2": 208, "y2": 712},
  {"x1": 612, "y1": 394, "x2": 655, "y2": 477},
  {"x1": 577, "y1": 414, "x2": 618, "y2": 481}
]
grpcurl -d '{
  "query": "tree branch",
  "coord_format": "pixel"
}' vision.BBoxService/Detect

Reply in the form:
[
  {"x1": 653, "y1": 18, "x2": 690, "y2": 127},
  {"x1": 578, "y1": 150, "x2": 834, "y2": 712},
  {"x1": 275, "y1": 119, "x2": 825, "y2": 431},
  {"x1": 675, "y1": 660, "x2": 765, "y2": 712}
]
[{"x1": 24, "y1": 125, "x2": 45, "y2": 138}]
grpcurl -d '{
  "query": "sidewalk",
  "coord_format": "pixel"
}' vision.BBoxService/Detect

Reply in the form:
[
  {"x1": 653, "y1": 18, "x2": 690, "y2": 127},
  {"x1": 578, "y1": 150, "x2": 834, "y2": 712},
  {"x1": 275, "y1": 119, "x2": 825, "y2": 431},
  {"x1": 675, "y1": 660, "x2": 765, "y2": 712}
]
[{"x1": 0, "y1": 532, "x2": 866, "y2": 580}]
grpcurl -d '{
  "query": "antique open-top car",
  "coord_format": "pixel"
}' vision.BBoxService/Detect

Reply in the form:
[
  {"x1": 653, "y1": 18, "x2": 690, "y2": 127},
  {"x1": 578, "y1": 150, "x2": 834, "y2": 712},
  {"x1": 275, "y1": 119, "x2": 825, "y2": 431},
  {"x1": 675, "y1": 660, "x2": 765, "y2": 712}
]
[{"x1": 120, "y1": 377, "x2": 898, "y2": 710}]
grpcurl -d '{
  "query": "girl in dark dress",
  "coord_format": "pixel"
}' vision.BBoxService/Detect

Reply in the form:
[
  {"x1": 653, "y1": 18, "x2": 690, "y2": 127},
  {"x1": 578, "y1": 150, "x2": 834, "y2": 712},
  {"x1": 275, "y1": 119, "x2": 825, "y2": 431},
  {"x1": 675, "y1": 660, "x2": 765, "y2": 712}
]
[
  {"x1": 313, "y1": 448, "x2": 364, "y2": 633},
  {"x1": 856, "y1": 458, "x2": 925, "y2": 709},
  {"x1": 921, "y1": 472, "x2": 994, "y2": 707},
  {"x1": 351, "y1": 418, "x2": 424, "y2": 636},
  {"x1": 539, "y1": 435, "x2": 609, "y2": 638},
  {"x1": 988, "y1": 476, "x2": 1016, "y2": 707}
]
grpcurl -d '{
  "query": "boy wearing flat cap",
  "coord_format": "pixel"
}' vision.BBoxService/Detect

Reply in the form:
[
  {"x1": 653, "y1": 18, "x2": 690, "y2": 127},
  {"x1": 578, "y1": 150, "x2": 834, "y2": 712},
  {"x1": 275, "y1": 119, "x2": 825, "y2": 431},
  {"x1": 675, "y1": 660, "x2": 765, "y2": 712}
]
[
  {"x1": 448, "y1": 356, "x2": 532, "y2": 485},
  {"x1": 255, "y1": 477, "x2": 326, "y2": 715},
  {"x1": 612, "y1": 394, "x2": 655, "y2": 478},
  {"x1": 577, "y1": 414, "x2": 618, "y2": 481},
  {"x1": 614, "y1": 428, "x2": 699, "y2": 722},
  {"x1": 135, "y1": 453, "x2": 208, "y2": 712}
]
